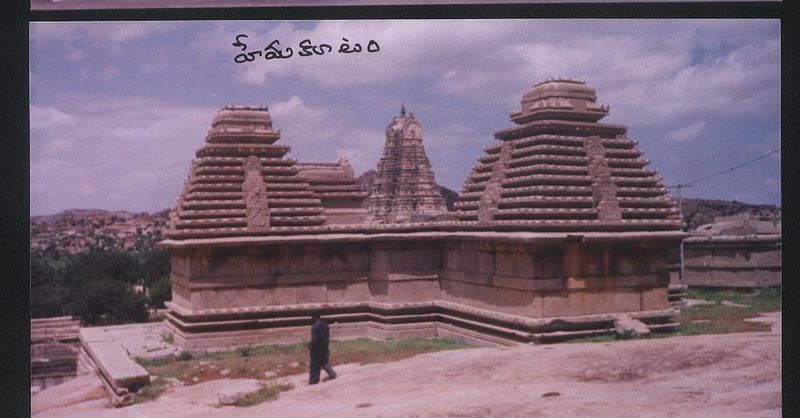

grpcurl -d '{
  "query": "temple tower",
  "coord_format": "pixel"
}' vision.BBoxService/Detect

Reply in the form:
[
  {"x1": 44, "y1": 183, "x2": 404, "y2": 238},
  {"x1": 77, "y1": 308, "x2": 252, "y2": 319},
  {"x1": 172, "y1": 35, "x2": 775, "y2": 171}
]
[
  {"x1": 295, "y1": 157, "x2": 369, "y2": 225},
  {"x1": 369, "y1": 105, "x2": 448, "y2": 223},
  {"x1": 455, "y1": 78, "x2": 681, "y2": 231},
  {"x1": 165, "y1": 106, "x2": 327, "y2": 239}
]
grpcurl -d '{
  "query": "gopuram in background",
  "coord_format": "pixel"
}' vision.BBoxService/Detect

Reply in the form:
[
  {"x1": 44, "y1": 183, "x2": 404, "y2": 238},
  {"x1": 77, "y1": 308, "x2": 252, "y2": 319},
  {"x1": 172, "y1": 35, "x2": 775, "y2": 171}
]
[
  {"x1": 683, "y1": 214, "x2": 781, "y2": 288},
  {"x1": 161, "y1": 81, "x2": 684, "y2": 351},
  {"x1": 368, "y1": 105, "x2": 449, "y2": 223}
]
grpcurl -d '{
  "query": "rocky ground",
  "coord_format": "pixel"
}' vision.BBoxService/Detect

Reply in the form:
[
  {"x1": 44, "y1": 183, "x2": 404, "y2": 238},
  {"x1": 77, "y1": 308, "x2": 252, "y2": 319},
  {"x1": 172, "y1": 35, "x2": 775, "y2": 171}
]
[{"x1": 32, "y1": 312, "x2": 781, "y2": 418}]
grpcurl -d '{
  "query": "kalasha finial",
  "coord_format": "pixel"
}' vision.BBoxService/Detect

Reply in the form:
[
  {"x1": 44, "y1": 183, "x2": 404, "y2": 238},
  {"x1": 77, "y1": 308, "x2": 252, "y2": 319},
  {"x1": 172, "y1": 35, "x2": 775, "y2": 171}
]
[{"x1": 400, "y1": 101, "x2": 406, "y2": 117}]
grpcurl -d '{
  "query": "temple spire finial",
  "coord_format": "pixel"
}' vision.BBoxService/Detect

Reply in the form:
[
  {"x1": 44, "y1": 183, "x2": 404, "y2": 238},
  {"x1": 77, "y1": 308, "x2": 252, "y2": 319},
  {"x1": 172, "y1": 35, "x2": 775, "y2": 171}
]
[{"x1": 400, "y1": 101, "x2": 406, "y2": 117}]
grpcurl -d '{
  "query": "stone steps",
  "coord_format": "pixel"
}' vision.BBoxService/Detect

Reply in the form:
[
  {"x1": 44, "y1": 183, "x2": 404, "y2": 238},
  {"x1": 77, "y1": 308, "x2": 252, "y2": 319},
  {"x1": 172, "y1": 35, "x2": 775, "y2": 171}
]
[
  {"x1": 78, "y1": 328, "x2": 150, "y2": 407},
  {"x1": 166, "y1": 300, "x2": 680, "y2": 350}
]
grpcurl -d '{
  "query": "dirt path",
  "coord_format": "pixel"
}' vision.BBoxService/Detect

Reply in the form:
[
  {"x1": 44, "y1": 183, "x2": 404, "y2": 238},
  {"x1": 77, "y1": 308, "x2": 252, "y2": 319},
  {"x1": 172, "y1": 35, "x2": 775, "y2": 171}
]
[{"x1": 33, "y1": 313, "x2": 781, "y2": 418}]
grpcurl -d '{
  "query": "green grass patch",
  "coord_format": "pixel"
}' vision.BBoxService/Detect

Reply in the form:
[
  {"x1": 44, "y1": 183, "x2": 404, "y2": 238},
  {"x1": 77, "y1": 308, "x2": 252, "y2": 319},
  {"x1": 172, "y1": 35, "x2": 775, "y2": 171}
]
[
  {"x1": 135, "y1": 337, "x2": 472, "y2": 401},
  {"x1": 566, "y1": 334, "x2": 618, "y2": 344},
  {"x1": 233, "y1": 382, "x2": 295, "y2": 407},
  {"x1": 677, "y1": 304, "x2": 772, "y2": 335},
  {"x1": 568, "y1": 288, "x2": 780, "y2": 344},
  {"x1": 134, "y1": 377, "x2": 169, "y2": 404},
  {"x1": 686, "y1": 287, "x2": 781, "y2": 312}
]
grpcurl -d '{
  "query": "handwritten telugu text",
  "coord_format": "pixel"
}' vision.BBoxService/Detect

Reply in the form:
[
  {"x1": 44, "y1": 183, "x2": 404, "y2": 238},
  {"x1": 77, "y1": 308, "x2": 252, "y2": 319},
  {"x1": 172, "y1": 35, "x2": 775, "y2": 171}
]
[{"x1": 232, "y1": 34, "x2": 380, "y2": 64}]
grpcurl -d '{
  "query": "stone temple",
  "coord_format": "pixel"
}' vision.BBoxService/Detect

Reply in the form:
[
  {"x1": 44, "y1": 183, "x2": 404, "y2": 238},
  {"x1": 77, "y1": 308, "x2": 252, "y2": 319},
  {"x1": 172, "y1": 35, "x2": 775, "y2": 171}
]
[
  {"x1": 369, "y1": 106, "x2": 449, "y2": 223},
  {"x1": 161, "y1": 79, "x2": 684, "y2": 350},
  {"x1": 683, "y1": 214, "x2": 781, "y2": 288}
]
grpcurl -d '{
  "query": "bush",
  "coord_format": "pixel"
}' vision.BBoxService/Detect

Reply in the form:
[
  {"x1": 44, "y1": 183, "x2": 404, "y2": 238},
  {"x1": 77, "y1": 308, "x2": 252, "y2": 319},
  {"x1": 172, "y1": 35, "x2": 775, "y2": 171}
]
[
  {"x1": 61, "y1": 250, "x2": 140, "y2": 287},
  {"x1": 148, "y1": 276, "x2": 172, "y2": 309},
  {"x1": 68, "y1": 279, "x2": 148, "y2": 325},
  {"x1": 137, "y1": 250, "x2": 170, "y2": 288},
  {"x1": 31, "y1": 283, "x2": 68, "y2": 318}
]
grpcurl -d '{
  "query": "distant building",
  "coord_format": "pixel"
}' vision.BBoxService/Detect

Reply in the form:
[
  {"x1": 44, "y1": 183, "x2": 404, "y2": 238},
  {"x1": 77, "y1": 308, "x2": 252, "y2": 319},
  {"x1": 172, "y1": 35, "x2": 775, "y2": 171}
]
[
  {"x1": 368, "y1": 106, "x2": 449, "y2": 223},
  {"x1": 683, "y1": 214, "x2": 781, "y2": 288}
]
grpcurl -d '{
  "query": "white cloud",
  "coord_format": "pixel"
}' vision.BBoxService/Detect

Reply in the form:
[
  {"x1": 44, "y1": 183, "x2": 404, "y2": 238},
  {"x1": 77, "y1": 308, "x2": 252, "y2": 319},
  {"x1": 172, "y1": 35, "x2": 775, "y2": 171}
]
[
  {"x1": 28, "y1": 20, "x2": 781, "y2": 212},
  {"x1": 666, "y1": 121, "x2": 706, "y2": 142},
  {"x1": 65, "y1": 48, "x2": 85, "y2": 62},
  {"x1": 212, "y1": 20, "x2": 778, "y2": 129},
  {"x1": 30, "y1": 106, "x2": 77, "y2": 131},
  {"x1": 30, "y1": 96, "x2": 215, "y2": 215},
  {"x1": 94, "y1": 65, "x2": 121, "y2": 81}
]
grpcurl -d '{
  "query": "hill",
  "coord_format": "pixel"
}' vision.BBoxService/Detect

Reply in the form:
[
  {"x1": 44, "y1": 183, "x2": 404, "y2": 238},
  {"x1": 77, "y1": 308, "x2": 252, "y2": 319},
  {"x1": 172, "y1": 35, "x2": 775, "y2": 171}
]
[
  {"x1": 680, "y1": 198, "x2": 781, "y2": 230},
  {"x1": 30, "y1": 209, "x2": 169, "y2": 255}
]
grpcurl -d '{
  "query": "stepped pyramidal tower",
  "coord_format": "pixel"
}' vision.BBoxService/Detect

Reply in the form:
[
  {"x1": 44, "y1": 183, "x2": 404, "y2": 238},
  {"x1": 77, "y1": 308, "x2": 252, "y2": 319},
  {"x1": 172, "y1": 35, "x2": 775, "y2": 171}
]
[
  {"x1": 455, "y1": 78, "x2": 681, "y2": 231},
  {"x1": 165, "y1": 106, "x2": 329, "y2": 240},
  {"x1": 369, "y1": 105, "x2": 448, "y2": 223}
]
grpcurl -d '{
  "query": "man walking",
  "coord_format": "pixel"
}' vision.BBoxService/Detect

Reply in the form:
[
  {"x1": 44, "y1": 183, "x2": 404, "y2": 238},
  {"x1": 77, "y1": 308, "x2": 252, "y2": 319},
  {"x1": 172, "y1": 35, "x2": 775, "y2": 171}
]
[{"x1": 308, "y1": 312, "x2": 337, "y2": 385}]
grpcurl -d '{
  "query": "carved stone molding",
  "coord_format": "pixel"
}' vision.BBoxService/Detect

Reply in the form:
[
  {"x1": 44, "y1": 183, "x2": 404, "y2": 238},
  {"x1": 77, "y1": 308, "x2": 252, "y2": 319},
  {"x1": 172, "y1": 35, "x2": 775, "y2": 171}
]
[
  {"x1": 242, "y1": 156, "x2": 270, "y2": 230},
  {"x1": 478, "y1": 142, "x2": 513, "y2": 223},
  {"x1": 585, "y1": 137, "x2": 622, "y2": 220}
]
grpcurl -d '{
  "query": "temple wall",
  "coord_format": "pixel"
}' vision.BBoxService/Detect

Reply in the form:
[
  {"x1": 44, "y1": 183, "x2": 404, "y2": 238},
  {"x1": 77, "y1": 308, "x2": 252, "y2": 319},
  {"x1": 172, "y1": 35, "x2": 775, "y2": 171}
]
[
  {"x1": 683, "y1": 237, "x2": 782, "y2": 288},
  {"x1": 168, "y1": 235, "x2": 671, "y2": 316},
  {"x1": 439, "y1": 238, "x2": 670, "y2": 318}
]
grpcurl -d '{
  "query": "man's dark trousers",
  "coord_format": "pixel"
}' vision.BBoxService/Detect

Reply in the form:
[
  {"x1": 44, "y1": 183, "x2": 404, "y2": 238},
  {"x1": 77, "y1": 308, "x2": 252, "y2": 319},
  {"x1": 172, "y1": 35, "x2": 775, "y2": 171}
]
[{"x1": 309, "y1": 348, "x2": 336, "y2": 384}]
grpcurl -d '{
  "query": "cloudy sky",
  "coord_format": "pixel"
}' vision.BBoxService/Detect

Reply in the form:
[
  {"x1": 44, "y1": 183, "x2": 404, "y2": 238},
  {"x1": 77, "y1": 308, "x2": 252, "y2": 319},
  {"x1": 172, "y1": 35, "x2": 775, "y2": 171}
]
[{"x1": 29, "y1": 19, "x2": 780, "y2": 216}]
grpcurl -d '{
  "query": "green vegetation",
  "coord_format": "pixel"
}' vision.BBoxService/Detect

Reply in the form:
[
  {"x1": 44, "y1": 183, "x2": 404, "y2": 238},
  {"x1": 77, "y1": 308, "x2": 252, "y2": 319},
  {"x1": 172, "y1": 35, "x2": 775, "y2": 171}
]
[
  {"x1": 233, "y1": 383, "x2": 295, "y2": 407},
  {"x1": 30, "y1": 249, "x2": 171, "y2": 324},
  {"x1": 569, "y1": 287, "x2": 781, "y2": 344},
  {"x1": 678, "y1": 287, "x2": 780, "y2": 335},
  {"x1": 134, "y1": 377, "x2": 169, "y2": 404},
  {"x1": 686, "y1": 287, "x2": 781, "y2": 312},
  {"x1": 134, "y1": 337, "x2": 472, "y2": 404}
]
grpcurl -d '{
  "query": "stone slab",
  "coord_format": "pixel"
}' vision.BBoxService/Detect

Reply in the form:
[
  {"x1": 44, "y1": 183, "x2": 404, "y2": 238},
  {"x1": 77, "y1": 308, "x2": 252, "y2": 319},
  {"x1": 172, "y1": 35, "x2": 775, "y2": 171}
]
[
  {"x1": 79, "y1": 327, "x2": 114, "y2": 344},
  {"x1": 83, "y1": 340, "x2": 149, "y2": 391},
  {"x1": 614, "y1": 314, "x2": 650, "y2": 337}
]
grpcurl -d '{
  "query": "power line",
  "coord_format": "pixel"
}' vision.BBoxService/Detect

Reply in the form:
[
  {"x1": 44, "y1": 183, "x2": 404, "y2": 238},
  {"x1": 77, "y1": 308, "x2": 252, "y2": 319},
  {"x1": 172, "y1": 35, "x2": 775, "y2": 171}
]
[
  {"x1": 667, "y1": 147, "x2": 781, "y2": 189},
  {"x1": 664, "y1": 147, "x2": 780, "y2": 286}
]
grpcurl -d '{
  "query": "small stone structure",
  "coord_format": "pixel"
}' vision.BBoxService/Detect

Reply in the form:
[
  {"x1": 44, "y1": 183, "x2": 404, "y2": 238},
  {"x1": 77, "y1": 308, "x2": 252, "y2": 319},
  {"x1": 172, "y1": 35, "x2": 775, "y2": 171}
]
[
  {"x1": 368, "y1": 106, "x2": 449, "y2": 223},
  {"x1": 161, "y1": 81, "x2": 684, "y2": 350},
  {"x1": 683, "y1": 214, "x2": 781, "y2": 288},
  {"x1": 295, "y1": 157, "x2": 369, "y2": 225},
  {"x1": 31, "y1": 317, "x2": 81, "y2": 392}
]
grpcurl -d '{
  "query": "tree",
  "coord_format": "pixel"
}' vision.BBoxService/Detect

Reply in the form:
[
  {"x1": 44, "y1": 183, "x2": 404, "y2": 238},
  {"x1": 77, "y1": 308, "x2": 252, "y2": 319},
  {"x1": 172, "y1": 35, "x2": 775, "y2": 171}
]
[
  {"x1": 60, "y1": 250, "x2": 140, "y2": 288},
  {"x1": 67, "y1": 279, "x2": 148, "y2": 325},
  {"x1": 137, "y1": 249, "x2": 170, "y2": 289},
  {"x1": 148, "y1": 276, "x2": 172, "y2": 309},
  {"x1": 31, "y1": 283, "x2": 68, "y2": 318},
  {"x1": 30, "y1": 254, "x2": 56, "y2": 288}
]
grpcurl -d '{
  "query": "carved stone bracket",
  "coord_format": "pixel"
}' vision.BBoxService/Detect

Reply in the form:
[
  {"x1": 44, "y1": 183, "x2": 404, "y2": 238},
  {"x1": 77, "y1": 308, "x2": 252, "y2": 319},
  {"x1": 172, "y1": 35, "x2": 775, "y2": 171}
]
[
  {"x1": 478, "y1": 142, "x2": 513, "y2": 223},
  {"x1": 585, "y1": 137, "x2": 622, "y2": 220},
  {"x1": 242, "y1": 156, "x2": 270, "y2": 230}
]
